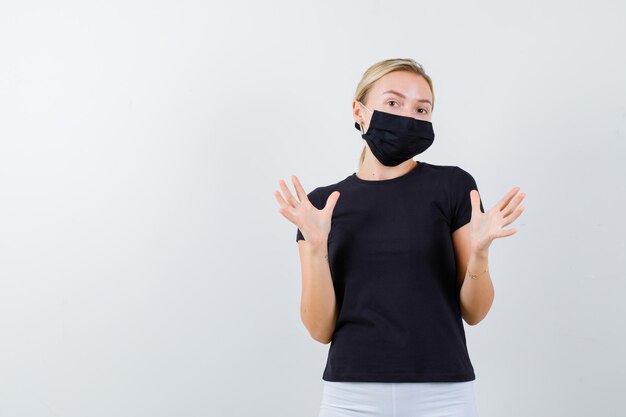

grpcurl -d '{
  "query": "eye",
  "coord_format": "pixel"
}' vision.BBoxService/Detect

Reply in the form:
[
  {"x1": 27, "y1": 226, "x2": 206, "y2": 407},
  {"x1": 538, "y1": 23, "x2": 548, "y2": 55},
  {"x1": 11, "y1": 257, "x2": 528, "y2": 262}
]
[
  {"x1": 387, "y1": 100, "x2": 398, "y2": 107},
  {"x1": 418, "y1": 108, "x2": 429, "y2": 114}
]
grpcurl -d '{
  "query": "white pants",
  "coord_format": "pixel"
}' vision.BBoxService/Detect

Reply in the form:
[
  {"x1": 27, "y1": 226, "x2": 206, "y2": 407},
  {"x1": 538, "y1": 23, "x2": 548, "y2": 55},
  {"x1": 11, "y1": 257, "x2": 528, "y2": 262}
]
[{"x1": 318, "y1": 380, "x2": 479, "y2": 417}]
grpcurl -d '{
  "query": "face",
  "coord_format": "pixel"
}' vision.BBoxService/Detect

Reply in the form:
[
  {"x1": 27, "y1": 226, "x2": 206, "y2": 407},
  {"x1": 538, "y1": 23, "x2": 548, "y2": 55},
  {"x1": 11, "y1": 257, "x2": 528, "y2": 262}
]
[{"x1": 353, "y1": 70, "x2": 433, "y2": 133}]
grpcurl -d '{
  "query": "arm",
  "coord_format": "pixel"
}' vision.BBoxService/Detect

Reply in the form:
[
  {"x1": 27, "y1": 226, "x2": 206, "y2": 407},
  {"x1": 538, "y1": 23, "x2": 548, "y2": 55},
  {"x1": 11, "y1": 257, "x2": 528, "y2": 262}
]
[
  {"x1": 452, "y1": 186, "x2": 526, "y2": 326},
  {"x1": 274, "y1": 175, "x2": 341, "y2": 344},
  {"x1": 452, "y1": 224, "x2": 494, "y2": 325},
  {"x1": 297, "y1": 239, "x2": 337, "y2": 344}
]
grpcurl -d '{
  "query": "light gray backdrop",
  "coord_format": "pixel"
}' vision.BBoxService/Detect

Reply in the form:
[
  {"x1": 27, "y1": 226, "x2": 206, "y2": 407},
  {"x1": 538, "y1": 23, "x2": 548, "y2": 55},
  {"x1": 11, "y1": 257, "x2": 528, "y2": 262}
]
[{"x1": 1, "y1": 1, "x2": 624, "y2": 416}]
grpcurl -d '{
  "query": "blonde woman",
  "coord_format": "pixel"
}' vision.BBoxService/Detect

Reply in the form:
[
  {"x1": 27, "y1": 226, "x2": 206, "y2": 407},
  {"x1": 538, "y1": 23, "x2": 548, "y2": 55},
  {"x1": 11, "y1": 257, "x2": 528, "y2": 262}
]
[{"x1": 274, "y1": 58, "x2": 525, "y2": 417}]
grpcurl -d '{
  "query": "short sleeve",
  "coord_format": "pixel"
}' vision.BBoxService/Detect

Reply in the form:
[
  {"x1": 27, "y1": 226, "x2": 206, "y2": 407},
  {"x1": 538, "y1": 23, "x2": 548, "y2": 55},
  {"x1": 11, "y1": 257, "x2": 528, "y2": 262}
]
[
  {"x1": 296, "y1": 225, "x2": 305, "y2": 241},
  {"x1": 450, "y1": 167, "x2": 484, "y2": 232},
  {"x1": 295, "y1": 188, "x2": 324, "y2": 242}
]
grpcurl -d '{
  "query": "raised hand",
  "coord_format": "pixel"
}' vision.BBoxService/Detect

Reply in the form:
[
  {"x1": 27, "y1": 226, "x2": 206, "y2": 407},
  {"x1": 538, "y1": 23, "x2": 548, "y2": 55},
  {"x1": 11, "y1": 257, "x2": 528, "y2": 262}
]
[
  {"x1": 469, "y1": 187, "x2": 526, "y2": 253},
  {"x1": 274, "y1": 175, "x2": 340, "y2": 248}
]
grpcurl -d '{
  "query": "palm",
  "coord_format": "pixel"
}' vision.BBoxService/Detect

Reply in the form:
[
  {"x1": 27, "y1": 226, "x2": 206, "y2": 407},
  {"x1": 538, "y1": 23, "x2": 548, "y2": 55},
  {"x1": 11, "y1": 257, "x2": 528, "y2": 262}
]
[
  {"x1": 469, "y1": 187, "x2": 526, "y2": 252},
  {"x1": 274, "y1": 175, "x2": 340, "y2": 246}
]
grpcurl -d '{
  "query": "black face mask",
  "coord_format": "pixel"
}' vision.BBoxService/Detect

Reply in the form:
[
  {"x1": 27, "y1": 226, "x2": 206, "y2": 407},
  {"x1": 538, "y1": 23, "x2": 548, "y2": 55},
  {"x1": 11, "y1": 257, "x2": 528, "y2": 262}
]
[{"x1": 354, "y1": 102, "x2": 435, "y2": 167}]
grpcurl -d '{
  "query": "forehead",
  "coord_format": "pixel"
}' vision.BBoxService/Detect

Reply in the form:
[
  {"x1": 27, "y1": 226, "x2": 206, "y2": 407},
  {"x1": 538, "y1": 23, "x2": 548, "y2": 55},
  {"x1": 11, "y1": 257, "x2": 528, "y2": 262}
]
[{"x1": 369, "y1": 71, "x2": 432, "y2": 102}]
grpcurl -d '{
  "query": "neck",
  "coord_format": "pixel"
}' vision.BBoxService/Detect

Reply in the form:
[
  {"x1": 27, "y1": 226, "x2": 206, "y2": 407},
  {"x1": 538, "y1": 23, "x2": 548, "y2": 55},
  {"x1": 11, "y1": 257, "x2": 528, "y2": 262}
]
[{"x1": 356, "y1": 153, "x2": 418, "y2": 181}]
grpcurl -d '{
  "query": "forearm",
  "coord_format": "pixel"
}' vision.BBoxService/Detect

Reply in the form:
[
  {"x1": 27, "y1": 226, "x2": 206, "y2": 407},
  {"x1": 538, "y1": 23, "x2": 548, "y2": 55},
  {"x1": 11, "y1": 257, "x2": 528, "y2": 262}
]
[
  {"x1": 299, "y1": 241, "x2": 338, "y2": 343},
  {"x1": 459, "y1": 249, "x2": 494, "y2": 325}
]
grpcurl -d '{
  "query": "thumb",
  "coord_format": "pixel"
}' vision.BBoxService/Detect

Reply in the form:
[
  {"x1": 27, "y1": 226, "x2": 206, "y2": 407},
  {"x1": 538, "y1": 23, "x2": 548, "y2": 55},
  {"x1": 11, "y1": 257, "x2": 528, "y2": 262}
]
[
  {"x1": 324, "y1": 191, "x2": 340, "y2": 213},
  {"x1": 470, "y1": 189, "x2": 481, "y2": 217}
]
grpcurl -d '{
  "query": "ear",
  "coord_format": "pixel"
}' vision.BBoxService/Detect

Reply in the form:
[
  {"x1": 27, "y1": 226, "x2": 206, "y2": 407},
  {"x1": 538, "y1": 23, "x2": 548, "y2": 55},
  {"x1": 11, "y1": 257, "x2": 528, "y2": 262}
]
[
  {"x1": 352, "y1": 100, "x2": 370, "y2": 133},
  {"x1": 352, "y1": 100, "x2": 364, "y2": 128}
]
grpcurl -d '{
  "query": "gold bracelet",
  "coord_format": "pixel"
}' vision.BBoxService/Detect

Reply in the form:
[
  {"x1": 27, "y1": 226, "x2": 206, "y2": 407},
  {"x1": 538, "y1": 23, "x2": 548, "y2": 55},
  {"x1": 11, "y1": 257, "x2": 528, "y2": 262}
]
[{"x1": 469, "y1": 266, "x2": 489, "y2": 280}]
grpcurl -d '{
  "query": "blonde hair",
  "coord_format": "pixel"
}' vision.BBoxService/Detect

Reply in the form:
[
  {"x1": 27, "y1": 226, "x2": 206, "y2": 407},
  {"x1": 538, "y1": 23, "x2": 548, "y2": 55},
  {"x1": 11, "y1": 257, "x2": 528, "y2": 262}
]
[{"x1": 354, "y1": 58, "x2": 435, "y2": 168}]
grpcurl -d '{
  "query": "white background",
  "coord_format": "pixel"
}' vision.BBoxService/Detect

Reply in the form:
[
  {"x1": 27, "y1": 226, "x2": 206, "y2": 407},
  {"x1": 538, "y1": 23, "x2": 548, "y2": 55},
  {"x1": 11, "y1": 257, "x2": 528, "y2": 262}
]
[{"x1": 1, "y1": 1, "x2": 625, "y2": 416}]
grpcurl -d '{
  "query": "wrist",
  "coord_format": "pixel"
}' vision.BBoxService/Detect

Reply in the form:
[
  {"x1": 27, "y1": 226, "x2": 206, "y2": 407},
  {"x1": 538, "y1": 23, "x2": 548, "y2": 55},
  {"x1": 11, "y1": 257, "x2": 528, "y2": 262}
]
[
  {"x1": 470, "y1": 246, "x2": 489, "y2": 260},
  {"x1": 467, "y1": 249, "x2": 489, "y2": 280},
  {"x1": 305, "y1": 237, "x2": 329, "y2": 255}
]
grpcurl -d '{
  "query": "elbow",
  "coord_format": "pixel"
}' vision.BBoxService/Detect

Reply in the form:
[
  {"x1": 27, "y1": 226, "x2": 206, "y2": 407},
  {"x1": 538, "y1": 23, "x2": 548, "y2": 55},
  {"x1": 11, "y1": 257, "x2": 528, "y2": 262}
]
[
  {"x1": 301, "y1": 309, "x2": 337, "y2": 344},
  {"x1": 464, "y1": 315, "x2": 484, "y2": 326},
  {"x1": 313, "y1": 334, "x2": 333, "y2": 344},
  {"x1": 305, "y1": 326, "x2": 332, "y2": 344},
  {"x1": 461, "y1": 306, "x2": 488, "y2": 326},
  {"x1": 463, "y1": 305, "x2": 492, "y2": 326},
  {"x1": 461, "y1": 291, "x2": 495, "y2": 326},
  {"x1": 303, "y1": 321, "x2": 334, "y2": 344}
]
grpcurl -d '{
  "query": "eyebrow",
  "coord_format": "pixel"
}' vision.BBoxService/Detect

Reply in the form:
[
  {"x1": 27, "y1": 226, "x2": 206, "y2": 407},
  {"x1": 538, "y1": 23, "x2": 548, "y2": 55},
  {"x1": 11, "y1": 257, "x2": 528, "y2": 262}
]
[{"x1": 382, "y1": 90, "x2": 433, "y2": 106}]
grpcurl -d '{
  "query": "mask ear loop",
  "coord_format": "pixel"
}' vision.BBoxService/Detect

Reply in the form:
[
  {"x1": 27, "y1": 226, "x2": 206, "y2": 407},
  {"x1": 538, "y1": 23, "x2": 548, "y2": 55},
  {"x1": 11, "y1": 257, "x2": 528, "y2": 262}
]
[
  {"x1": 357, "y1": 101, "x2": 372, "y2": 135},
  {"x1": 358, "y1": 102, "x2": 373, "y2": 113}
]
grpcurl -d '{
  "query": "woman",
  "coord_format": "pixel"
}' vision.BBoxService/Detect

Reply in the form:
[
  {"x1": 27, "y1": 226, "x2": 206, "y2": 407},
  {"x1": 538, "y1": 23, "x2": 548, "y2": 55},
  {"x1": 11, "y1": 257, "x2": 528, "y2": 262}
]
[{"x1": 274, "y1": 58, "x2": 525, "y2": 417}]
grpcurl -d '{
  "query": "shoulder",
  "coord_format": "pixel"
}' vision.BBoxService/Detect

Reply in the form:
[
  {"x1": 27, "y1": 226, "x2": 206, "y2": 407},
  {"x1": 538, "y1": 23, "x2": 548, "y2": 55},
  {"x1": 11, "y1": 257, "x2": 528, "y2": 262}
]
[
  {"x1": 417, "y1": 162, "x2": 474, "y2": 189},
  {"x1": 424, "y1": 162, "x2": 477, "y2": 184},
  {"x1": 452, "y1": 165, "x2": 476, "y2": 180},
  {"x1": 422, "y1": 162, "x2": 471, "y2": 177},
  {"x1": 306, "y1": 176, "x2": 351, "y2": 209},
  {"x1": 451, "y1": 165, "x2": 479, "y2": 187}
]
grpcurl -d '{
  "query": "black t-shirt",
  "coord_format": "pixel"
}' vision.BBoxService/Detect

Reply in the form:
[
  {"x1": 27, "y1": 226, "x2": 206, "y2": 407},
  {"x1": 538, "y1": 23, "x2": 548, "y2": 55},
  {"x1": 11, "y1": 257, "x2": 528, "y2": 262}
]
[{"x1": 296, "y1": 161, "x2": 485, "y2": 382}]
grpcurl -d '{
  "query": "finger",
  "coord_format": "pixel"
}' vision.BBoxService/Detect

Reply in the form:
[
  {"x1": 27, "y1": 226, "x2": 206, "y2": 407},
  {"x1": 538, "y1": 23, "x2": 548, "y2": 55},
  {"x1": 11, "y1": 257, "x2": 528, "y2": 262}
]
[
  {"x1": 502, "y1": 191, "x2": 525, "y2": 217},
  {"x1": 277, "y1": 206, "x2": 299, "y2": 226},
  {"x1": 496, "y1": 228, "x2": 517, "y2": 238},
  {"x1": 470, "y1": 190, "x2": 481, "y2": 217},
  {"x1": 496, "y1": 187, "x2": 520, "y2": 212},
  {"x1": 279, "y1": 179, "x2": 299, "y2": 207},
  {"x1": 291, "y1": 175, "x2": 309, "y2": 203},
  {"x1": 274, "y1": 190, "x2": 291, "y2": 210},
  {"x1": 323, "y1": 191, "x2": 340, "y2": 213},
  {"x1": 501, "y1": 205, "x2": 525, "y2": 227},
  {"x1": 275, "y1": 191, "x2": 298, "y2": 223}
]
